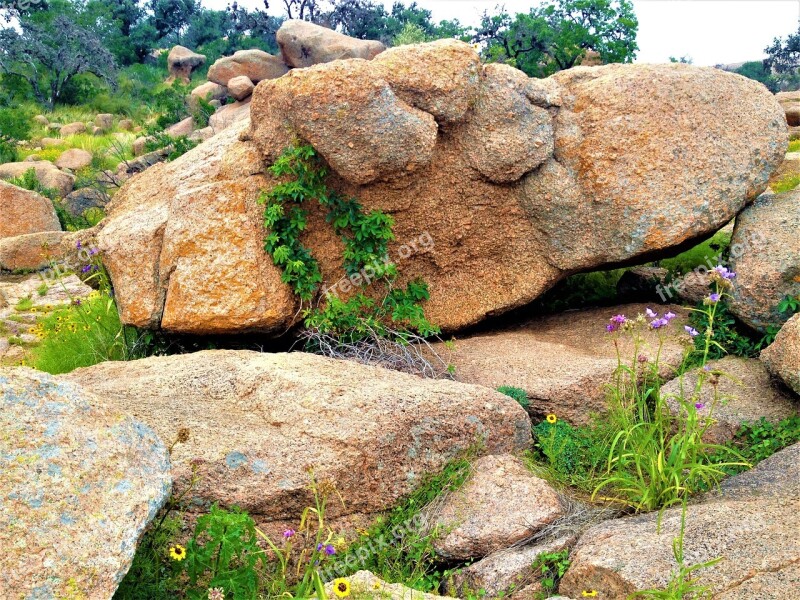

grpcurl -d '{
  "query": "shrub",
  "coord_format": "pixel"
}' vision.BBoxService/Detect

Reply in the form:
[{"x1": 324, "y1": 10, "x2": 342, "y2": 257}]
[
  {"x1": 0, "y1": 107, "x2": 32, "y2": 162},
  {"x1": 497, "y1": 385, "x2": 530, "y2": 409}
]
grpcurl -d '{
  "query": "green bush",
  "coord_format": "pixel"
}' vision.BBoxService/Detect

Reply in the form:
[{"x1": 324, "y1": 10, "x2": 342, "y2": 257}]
[
  {"x1": 497, "y1": 386, "x2": 530, "y2": 410},
  {"x1": 0, "y1": 107, "x2": 32, "y2": 162}
]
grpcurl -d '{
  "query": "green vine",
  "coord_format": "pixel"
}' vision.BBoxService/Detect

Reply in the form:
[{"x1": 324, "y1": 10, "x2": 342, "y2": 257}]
[{"x1": 259, "y1": 143, "x2": 438, "y2": 342}]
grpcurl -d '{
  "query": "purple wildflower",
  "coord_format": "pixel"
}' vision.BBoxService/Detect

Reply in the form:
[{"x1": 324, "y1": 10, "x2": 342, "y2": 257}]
[
  {"x1": 645, "y1": 308, "x2": 657, "y2": 318},
  {"x1": 316, "y1": 543, "x2": 323, "y2": 551},
  {"x1": 72, "y1": 299, "x2": 82, "y2": 306},
  {"x1": 685, "y1": 326, "x2": 699, "y2": 337},
  {"x1": 610, "y1": 314, "x2": 627, "y2": 325},
  {"x1": 606, "y1": 324, "x2": 615, "y2": 333},
  {"x1": 712, "y1": 265, "x2": 736, "y2": 280},
  {"x1": 708, "y1": 293, "x2": 721, "y2": 303},
  {"x1": 283, "y1": 529, "x2": 295, "y2": 539},
  {"x1": 695, "y1": 402, "x2": 705, "y2": 410},
  {"x1": 81, "y1": 264, "x2": 92, "y2": 273},
  {"x1": 664, "y1": 311, "x2": 677, "y2": 321},
  {"x1": 89, "y1": 247, "x2": 99, "y2": 256},
  {"x1": 76, "y1": 241, "x2": 82, "y2": 249},
  {"x1": 650, "y1": 318, "x2": 668, "y2": 329},
  {"x1": 324, "y1": 544, "x2": 336, "y2": 555}
]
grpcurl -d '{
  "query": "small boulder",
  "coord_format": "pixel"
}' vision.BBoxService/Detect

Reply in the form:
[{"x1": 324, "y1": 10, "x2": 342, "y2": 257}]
[
  {"x1": 64, "y1": 187, "x2": 108, "y2": 217},
  {"x1": 94, "y1": 113, "x2": 113, "y2": 131},
  {"x1": 55, "y1": 148, "x2": 92, "y2": 171},
  {"x1": 728, "y1": 189, "x2": 800, "y2": 331},
  {"x1": 661, "y1": 356, "x2": 798, "y2": 445},
  {"x1": 118, "y1": 118, "x2": 134, "y2": 131},
  {"x1": 227, "y1": 75, "x2": 255, "y2": 101},
  {"x1": 449, "y1": 536, "x2": 575, "y2": 598},
  {"x1": 207, "y1": 49, "x2": 288, "y2": 86},
  {"x1": 0, "y1": 368, "x2": 171, "y2": 598},
  {"x1": 63, "y1": 350, "x2": 531, "y2": 521},
  {"x1": 0, "y1": 180, "x2": 61, "y2": 239},
  {"x1": 277, "y1": 19, "x2": 385, "y2": 68},
  {"x1": 59, "y1": 122, "x2": 86, "y2": 136},
  {"x1": 40, "y1": 137, "x2": 61, "y2": 148},
  {"x1": 167, "y1": 45, "x2": 206, "y2": 83},
  {"x1": 0, "y1": 230, "x2": 68, "y2": 271},
  {"x1": 166, "y1": 116, "x2": 195, "y2": 138},
  {"x1": 33, "y1": 114, "x2": 49, "y2": 126},
  {"x1": 433, "y1": 304, "x2": 690, "y2": 424},
  {"x1": 430, "y1": 455, "x2": 565, "y2": 561},
  {"x1": 190, "y1": 80, "x2": 227, "y2": 104},
  {"x1": 209, "y1": 99, "x2": 251, "y2": 131},
  {"x1": 761, "y1": 313, "x2": 800, "y2": 396},
  {"x1": 132, "y1": 136, "x2": 148, "y2": 156}
]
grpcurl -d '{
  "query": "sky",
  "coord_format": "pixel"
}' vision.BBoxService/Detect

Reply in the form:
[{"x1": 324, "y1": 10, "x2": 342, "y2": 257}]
[{"x1": 205, "y1": 0, "x2": 800, "y2": 66}]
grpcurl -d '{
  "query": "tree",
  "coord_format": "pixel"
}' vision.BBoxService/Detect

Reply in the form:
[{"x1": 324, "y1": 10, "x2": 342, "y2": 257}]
[
  {"x1": 149, "y1": 0, "x2": 199, "y2": 42},
  {"x1": 0, "y1": 107, "x2": 31, "y2": 162},
  {"x1": 735, "y1": 61, "x2": 778, "y2": 93},
  {"x1": 765, "y1": 26, "x2": 800, "y2": 89},
  {"x1": 474, "y1": 0, "x2": 638, "y2": 78},
  {"x1": 0, "y1": 15, "x2": 117, "y2": 109}
]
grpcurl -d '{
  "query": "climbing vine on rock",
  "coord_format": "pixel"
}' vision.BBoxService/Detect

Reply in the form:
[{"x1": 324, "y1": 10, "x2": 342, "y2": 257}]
[{"x1": 260, "y1": 143, "x2": 439, "y2": 341}]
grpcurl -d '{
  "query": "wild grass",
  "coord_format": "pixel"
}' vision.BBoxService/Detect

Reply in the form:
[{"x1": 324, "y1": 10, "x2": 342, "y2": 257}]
[
  {"x1": 788, "y1": 139, "x2": 800, "y2": 153},
  {"x1": 772, "y1": 173, "x2": 800, "y2": 194}
]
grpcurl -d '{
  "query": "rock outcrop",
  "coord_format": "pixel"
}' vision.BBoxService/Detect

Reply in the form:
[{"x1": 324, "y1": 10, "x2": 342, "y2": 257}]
[
  {"x1": 277, "y1": 20, "x2": 386, "y2": 68},
  {"x1": 728, "y1": 189, "x2": 800, "y2": 331},
  {"x1": 661, "y1": 356, "x2": 798, "y2": 445},
  {"x1": 0, "y1": 369, "x2": 171, "y2": 598},
  {"x1": 208, "y1": 48, "x2": 288, "y2": 86},
  {"x1": 558, "y1": 442, "x2": 800, "y2": 599},
  {"x1": 434, "y1": 304, "x2": 690, "y2": 424},
  {"x1": 761, "y1": 313, "x2": 800, "y2": 396},
  {"x1": 0, "y1": 180, "x2": 61, "y2": 239},
  {"x1": 96, "y1": 43, "x2": 787, "y2": 336},
  {"x1": 63, "y1": 350, "x2": 531, "y2": 520},
  {"x1": 0, "y1": 230, "x2": 68, "y2": 271},
  {"x1": 430, "y1": 454, "x2": 564, "y2": 561},
  {"x1": 0, "y1": 161, "x2": 74, "y2": 197},
  {"x1": 167, "y1": 45, "x2": 206, "y2": 83},
  {"x1": 55, "y1": 148, "x2": 92, "y2": 171}
]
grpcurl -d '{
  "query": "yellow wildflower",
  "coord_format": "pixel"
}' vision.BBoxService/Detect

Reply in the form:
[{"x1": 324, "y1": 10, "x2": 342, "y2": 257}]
[
  {"x1": 169, "y1": 544, "x2": 186, "y2": 561},
  {"x1": 332, "y1": 578, "x2": 351, "y2": 598},
  {"x1": 546, "y1": 414, "x2": 557, "y2": 424}
]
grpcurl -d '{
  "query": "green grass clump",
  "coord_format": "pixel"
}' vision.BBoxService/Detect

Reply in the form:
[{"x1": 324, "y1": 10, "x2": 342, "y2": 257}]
[
  {"x1": 707, "y1": 415, "x2": 800, "y2": 478},
  {"x1": 14, "y1": 296, "x2": 34, "y2": 311},
  {"x1": 772, "y1": 174, "x2": 800, "y2": 194},
  {"x1": 497, "y1": 386, "x2": 530, "y2": 410},
  {"x1": 329, "y1": 456, "x2": 473, "y2": 592},
  {"x1": 788, "y1": 139, "x2": 800, "y2": 153}
]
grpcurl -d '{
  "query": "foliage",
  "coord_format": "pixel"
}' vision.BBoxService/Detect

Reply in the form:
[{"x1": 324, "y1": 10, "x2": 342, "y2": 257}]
[
  {"x1": 0, "y1": 15, "x2": 117, "y2": 109},
  {"x1": 789, "y1": 139, "x2": 800, "y2": 153},
  {"x1": 531, "y1": 418, "x2": 607, "y2": 489},
  {"x1": 151, "y1": 80, "x2": 191, "y2": 129},
  {"x1": 654, "y1": 230, "x2": 731, "y2": 276},
  {"x1": 183, "y1": 505, "x2": 264, "y2": 598},
  {"x1": 474, "y1": 0, "x2": 638, "y2": 77},
  {"x1": 593, "y1": 278, "x2": 748, "y2": 512},
  {"x1": 764, "y1": 25, "x2": 800, "y2": 90},
  {"x1": 393, "y1": 22, "x2": 428, "y2": 46},
  {"x1": 771, "y1": 173, "x2": 800, "y2": 194},
  {"x1": 145, "y1": 131, "x2": 198, "y2": 161},
  {"x1": 0, "y1": 107, "x2": 32, "y2": 162},
  {"x1": 261, "y1": 143, "x2": 438, "y2": 345},
  {"x1": 497, "y1": 385, "x2": 530, "y2": 410},
  {"x1": 534, "y1": 268, "x2": 626, "y2": 312},
  {"x1": 688, "y1": 301, "x2": 769, "y2": 360},
  {"x1": 332, "y1": 456, "x2": 473, "y2": 592},
  {"x1": 532, "y1": 549, "x2": 571, "y2": 595},
  {"x1": 734, "y1": 61, "x2": 778, "y2": 93}
]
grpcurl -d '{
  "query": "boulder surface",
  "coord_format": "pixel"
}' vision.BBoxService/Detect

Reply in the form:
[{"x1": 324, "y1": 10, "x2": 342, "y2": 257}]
[
  {"x1": 0, "y1": 180, "x2": 61, "y2": 239},
  {"x1": 63, "y1": 350, "x2": 532, "y2": 520},
  {"x1": 208, "y1": 48, "x2": 288, "y2": 86},
  {"x1": 761, "y1": 313, "x2": 800, "y2": 396},
  {"x1": 0, "y1": 368, "x2": 171, "y2": 598},
  {"x1": 167, "y1": 44, "x2": 206, "y2": 82},
  {"x1": 97, "y1": 45, "x2": 787, "y2": 336},
  {"x1": 277, "y1": 19, "x2": 385, "y2": 68}
]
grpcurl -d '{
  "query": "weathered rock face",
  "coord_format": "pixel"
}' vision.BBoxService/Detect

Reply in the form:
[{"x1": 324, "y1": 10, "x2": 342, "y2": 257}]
[
  {"x1": 167, "y1": 44, "x2": 206, "y2": 83},
  {"x1": 433, "y1": 304, "x2": 691, "y2": 424},
  {"x1": 209, "y1": 99, "x2": 251, "y2": 131},
  {"x1": 728, "y1": 189, "x2": 800, "y2": 331},
  {"x1": 430, "y1": 455, "x2": 564, "y2": 561},
  {"x1": 190, "y1": 80, "x2": 227, "y2": 103},
  {"x1": 59, "y1": 121, "x2": 86, "y2": 136},
  {"x1": 227, "y1": 74, "x2": 255, "y2": 101},
  {"x1": 777, "y1": 90, "x2": 800, "y2": 127},
  {"x1": 63, "y1": 350, "x2": 531, "y2": 520},
  {"x1": 761, "y1": 313, "x2": 800, "y2": 396},
  {"x1": 0, "y1": 230, "x2": 68, "y2": 271},
  {"x1": 277, "y1": 19, "x2": 385, "y2": 68},
  {"x1": 0, "y1": 180, "x2": 61, "y2": 239},
  {"x1": 95, "y1": 113, "x2": 113, "y2": 131},
  {"x1": 0, "y1": 368, "x2": 171, "y2": 598},
  {"x1": 99, "y1": 44, "x2": 787, "y2": 336},
  {"x1": 559, "y1": 442, "x2": 800, "y2": 599},
  {"x1": 0, "y1": 161, "x2": 74, "y2": 197},
  {"x1": 661, "y1": 356, "x2": 798, "y2": 445},
  {"x1": 208, "y1": 48, "x2": 288, "y2": 86},
  {"x1": 64, "y1": 187, "x2": 108, "y2": 217}
]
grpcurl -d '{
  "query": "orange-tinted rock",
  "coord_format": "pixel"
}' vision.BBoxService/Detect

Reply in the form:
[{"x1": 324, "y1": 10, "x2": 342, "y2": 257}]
[
  {"x1": 276, "y1": 20, "x2": 385, "y2": 68},
  {"x1": 0, "y1": 161, "x2": 74, "y2": 197},
  {"x1": 761, "y1": 313, "x2": 800, "y2": 396},
  {"x1": 0, "y1": 181, "x2": 61, "y2": 239},
  {"x1": 0, "y1": 231, "x2": 68, "y2": 271},
  {"x1": 207, "y1": 49, "x2": 287, "y2": 86}
]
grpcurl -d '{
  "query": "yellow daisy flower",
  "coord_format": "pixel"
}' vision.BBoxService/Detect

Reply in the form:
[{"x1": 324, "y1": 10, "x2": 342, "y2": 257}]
[
  {"x1": 332, "y1": 578, "x2": 351, "y2": 598},
  {"x1": 582, "y1": 591, "x2": 598, "y2": 598},
  {"x1": 169, "y1": 544, "x2": 186, "y2": 561},
  {"x1": 546, "y1": 414, "x2": 557, "y2": 424}
]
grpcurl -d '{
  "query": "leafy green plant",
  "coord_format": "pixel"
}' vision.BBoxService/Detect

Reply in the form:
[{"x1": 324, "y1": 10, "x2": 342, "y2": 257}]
[
  {"x1": 530, "y1": 417, "x2": 606, "y2": 490},
  {"x1": 532, "y1": 549, "x2": 571, "y2": 595},
  {"x1": 145, "y1": 132, "x2": 199, "y2": 161},
  {"x1": 0, "y1": 107, "x2": 31, "y2": 162},
  {"x1": 261, "y1": 143, "x2": 438, "y2": 346},
  {"x1": 184, "y1": 505, "x2": 265, "y2": 598},
  {"x1": 771, "y1": 173, "x2": 800, "y2": 194},
  {"x1": 688, "y1": 301, "x2": 769, "y2": 360},
  {"x1": 497, "y1": 386, "x2": 530, "y2": 410},
  {"x1": 15, "y1": 296, "x2": 34, "y2": 311}
]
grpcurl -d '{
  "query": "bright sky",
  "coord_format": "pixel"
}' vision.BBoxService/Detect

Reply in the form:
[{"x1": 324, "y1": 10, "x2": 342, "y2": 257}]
[{"x1": 205, "y1": 0, "x2": 800, "y2": 66}]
